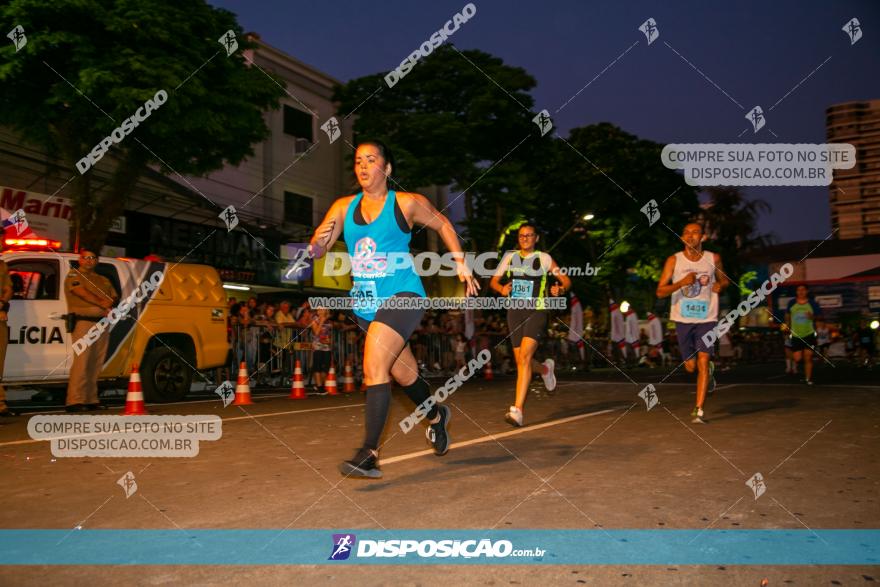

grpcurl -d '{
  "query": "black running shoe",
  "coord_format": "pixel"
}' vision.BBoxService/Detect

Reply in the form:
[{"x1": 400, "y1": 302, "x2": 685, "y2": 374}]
[
  {"x1": 426, "y1": 405, "x2": 451, "y2": 456},
  {"x1": 339, "y1": 448, "x2": 382, "y2": 479}
]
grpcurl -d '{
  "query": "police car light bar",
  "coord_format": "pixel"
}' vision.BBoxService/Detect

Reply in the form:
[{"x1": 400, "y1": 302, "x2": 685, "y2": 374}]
[{"x1": 4, "y1": 238, "x2": 62, "y2": 249}]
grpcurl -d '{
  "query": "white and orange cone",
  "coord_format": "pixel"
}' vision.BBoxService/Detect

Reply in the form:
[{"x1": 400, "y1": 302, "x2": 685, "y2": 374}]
[
  {"x1": 124, "y1": 364, "x2": 147, "y2": 415},
  {"x1": 325, "y1": 364, "x2": 339, "y2": 395},
  {"x1": 289, "y1": 359, "x2": 306, "y2": 400},
  {"x1": 232, "y1": 362, "x2": 254, "y2": 405},
  {"x1": 342, "y1": 360, "x2": 356, "y2": 393}
]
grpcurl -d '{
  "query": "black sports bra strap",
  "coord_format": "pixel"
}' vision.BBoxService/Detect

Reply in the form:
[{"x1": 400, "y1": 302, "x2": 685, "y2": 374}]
[{"x1": 353, "y1": 193, "x2": 411, "y2": 233}]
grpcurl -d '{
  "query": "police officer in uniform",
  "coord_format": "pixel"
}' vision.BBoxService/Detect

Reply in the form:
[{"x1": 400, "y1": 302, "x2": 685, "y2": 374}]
[
  {"x1": 65, "y1": 249, "x2": 117, "y2": 412},
  {"x1": 0, "y1": 258, "x2": 16, "y2": 417}
]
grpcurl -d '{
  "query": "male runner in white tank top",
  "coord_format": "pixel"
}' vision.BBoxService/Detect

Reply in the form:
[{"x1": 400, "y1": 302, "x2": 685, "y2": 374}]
[{"x1": 656, "y1": 223, "x2": 729, "y2": 423}]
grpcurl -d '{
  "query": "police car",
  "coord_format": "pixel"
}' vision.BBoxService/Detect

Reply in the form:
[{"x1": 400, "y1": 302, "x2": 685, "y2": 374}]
[{"x1": 3, "y1": 239, "x2": 229, "y2": 402}]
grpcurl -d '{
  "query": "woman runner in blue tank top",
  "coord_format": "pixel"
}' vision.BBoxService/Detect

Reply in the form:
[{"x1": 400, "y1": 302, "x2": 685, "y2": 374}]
[{"x1": 305, "y1": 140, "x2": 479, "y2": 478}]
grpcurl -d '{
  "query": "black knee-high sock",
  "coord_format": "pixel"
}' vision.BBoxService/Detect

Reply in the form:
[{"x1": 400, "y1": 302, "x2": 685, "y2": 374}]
[
  {"x1": 402, "y1": 378, "x2": 438, "y2": 420},
  {"x1": 363, "y1": 383, "x2": 392, "y2": 451}
]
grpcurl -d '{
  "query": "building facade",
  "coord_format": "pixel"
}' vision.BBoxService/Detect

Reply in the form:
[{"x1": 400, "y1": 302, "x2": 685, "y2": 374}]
[
  {"x1": 744, "y1": 237, "x2": 880, "y2": 326},
  {"x1": 0, "y1": 33, "x2": 459, "y2": 297},
  {"x1": 827, "y1": 99, "x2": 880, "y2": 239},
  {"x1": 181, "y1": 35, "x2": 352, "y2": 246},
  {"x1": 1, "y1": 33, "x2": 356, "y2": 293}
]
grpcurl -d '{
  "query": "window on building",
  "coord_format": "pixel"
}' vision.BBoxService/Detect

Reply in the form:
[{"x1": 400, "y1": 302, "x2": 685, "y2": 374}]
[
  {"x1": 283, "y1": 105, "x2": 313, "y2": 141},
  {"x1": 284, "y1": 192, "x2": 314, "y2": 226},
  {"x1": 838, "y1": 212, "x2": 862, "y2": 227}
]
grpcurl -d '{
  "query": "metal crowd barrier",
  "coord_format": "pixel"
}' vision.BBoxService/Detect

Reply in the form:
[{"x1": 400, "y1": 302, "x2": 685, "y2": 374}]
[
  {"x1": 205, "y1": 309, "x2": 841, "y2": 393},
  {"x1": 216, "y1": 321, "x2": 627, "y2": 387},
  {"x1": 333, "y1": 326, "x2": 361, "y2": 372},
  {"x1": 221, "y1": 322, "x2": 805, "y2": 386},
  {"x1": 225, "y1": 323, "x2": 310, "y2": 387},
  {"x1": 220, "y1": 322, "x2": 367, "y2": 387},
  {"x1": 413, "y1": 332, "x2": 604, "y2": 377}
]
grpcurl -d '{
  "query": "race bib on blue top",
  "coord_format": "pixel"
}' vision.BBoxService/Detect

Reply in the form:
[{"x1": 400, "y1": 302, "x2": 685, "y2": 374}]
[
  {"x1": 510, "y1": 279, "x2": 534, "y2": 299},
  {"x1": 680, "y1": 299, "x2": 708, "y2": 319},
  {"x1": 351, "y1": 281, "x2": 379, "y2": 312}
]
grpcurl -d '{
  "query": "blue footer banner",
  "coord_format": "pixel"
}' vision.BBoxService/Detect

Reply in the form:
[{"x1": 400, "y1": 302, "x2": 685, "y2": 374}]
[{"x1": 0, "y1": 530, "x2": 877, "y2": 565}]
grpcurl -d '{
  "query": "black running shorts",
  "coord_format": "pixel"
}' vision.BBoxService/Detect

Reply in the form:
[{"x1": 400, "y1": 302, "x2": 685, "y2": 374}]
[
  {"x1": 355, "y1": 292, "x2": 425, "y2": 342},
  {"x1": 790, "y1": 333, "x2": 817, "y2": 352},
  {"x1": 507, "y1": 309, "x2": 547, "y2": 349}
]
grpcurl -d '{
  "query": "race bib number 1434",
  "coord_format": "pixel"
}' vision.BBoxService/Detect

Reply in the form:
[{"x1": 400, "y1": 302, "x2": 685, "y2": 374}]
[{"x1": 680, "y1": 299, "x2": 708, "y2": 319}]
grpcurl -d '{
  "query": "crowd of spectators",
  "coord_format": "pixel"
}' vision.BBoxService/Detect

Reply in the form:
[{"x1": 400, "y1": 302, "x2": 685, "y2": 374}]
[
  {"x1": 219, "y1": 297, "x2": 878, "y2": 387},
  {"x1": 224, "y1": 297, "x2": 360, "y2": 390}
]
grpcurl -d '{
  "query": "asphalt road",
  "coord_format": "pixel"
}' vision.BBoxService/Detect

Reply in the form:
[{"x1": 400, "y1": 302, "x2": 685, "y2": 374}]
[{"x1": 0, "y1": 362, "x2": 877, "y2": 585}]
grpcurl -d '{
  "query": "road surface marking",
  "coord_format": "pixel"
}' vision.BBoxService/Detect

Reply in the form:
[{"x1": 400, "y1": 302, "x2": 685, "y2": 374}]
[{"x1": 381, "y1": 407, "x2": 624, "y2": 466}]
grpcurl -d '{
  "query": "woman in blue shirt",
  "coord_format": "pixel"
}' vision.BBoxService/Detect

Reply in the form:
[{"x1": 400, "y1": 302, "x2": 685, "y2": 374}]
[{"x1": 307, "y1": 140, "x2": 479, "y2": 478}]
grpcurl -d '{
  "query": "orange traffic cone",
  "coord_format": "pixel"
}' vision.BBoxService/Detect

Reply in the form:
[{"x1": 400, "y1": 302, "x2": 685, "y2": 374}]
[
  {"x1": 483, "y1": 359, "x2": 494, "y2": 381},
  {"x1": 325, "y1": 364, "x2": 339, "y2": 395},
  {"x1": 232, "y1": 362, "x2": 254, "y2": 405},
  {"x1": 342, "y1": 360, "x2": 356, "y2": 393},
  {"x1": 288, "y1": 360, "x2": 306, "y2": 399},
  {"x1": 124, "y1": 365, "x2": 147, "y2": 415}
]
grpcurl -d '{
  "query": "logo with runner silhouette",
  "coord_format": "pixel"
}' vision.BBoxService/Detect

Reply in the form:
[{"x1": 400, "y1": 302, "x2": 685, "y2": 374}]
[{"x1": 329, "y1": 533, "x2": 356, "y2": 560}]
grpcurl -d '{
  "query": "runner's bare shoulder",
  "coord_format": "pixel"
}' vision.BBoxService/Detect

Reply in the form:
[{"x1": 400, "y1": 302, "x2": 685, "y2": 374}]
[
  {"x1": 334, "y1": 194, "x2": 358, "y2": 216},
  {"x1": 394, "y1": 191, "x2": 424, "y2": 208},
  {"x1": 395, "y1": 191, "x2": 432, "y2": 224}
]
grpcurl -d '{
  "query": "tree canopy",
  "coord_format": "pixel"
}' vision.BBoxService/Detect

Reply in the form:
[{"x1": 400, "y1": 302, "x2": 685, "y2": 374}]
[
  {"x1": 336, "y1": 48, "x2": 703, "y2": 301},
  {"x1": 0, "y1": 0, "x2": 285, "y2": 250}
]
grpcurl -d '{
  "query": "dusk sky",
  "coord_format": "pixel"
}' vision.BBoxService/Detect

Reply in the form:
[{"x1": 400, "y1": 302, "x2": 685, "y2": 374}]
[{"x1": 210, "y1": 0, "x2": 880, "y2": 244}]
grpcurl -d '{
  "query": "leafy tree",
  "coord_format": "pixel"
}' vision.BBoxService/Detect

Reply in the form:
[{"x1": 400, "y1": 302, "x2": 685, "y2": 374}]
[
  {"x1": 462, "y1": 161, "x2": 543, "y2": 252},
  {"x1": 336, "y1": 50, "x2": 702, "y2": 311},
  {"x1": 530, "y1": 123, "x2": 699, "y2": 301},
  {"x1": 694, "y1": 186, "x2": 774, "y2": 306},
  {"x1": 334, "y1": 44, "x2": 540, "y2": 248},
  {"x1": 0, "y1": 0, "x2": 285, "y2": 250}
]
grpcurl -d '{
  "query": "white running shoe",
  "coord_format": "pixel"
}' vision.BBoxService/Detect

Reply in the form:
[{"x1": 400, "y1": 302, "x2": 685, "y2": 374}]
[
  {"x1": 541, "y1": 359, "x2": 557, "y2": 391},
  {"x1": 505, "y1": 406, "x2": 523, "y2": 427}
]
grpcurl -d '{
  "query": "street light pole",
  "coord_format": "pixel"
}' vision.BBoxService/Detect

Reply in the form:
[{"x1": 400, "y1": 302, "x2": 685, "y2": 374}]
[{"x1": 547, "y1": 213, "x2": 594, "y2": 253}]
